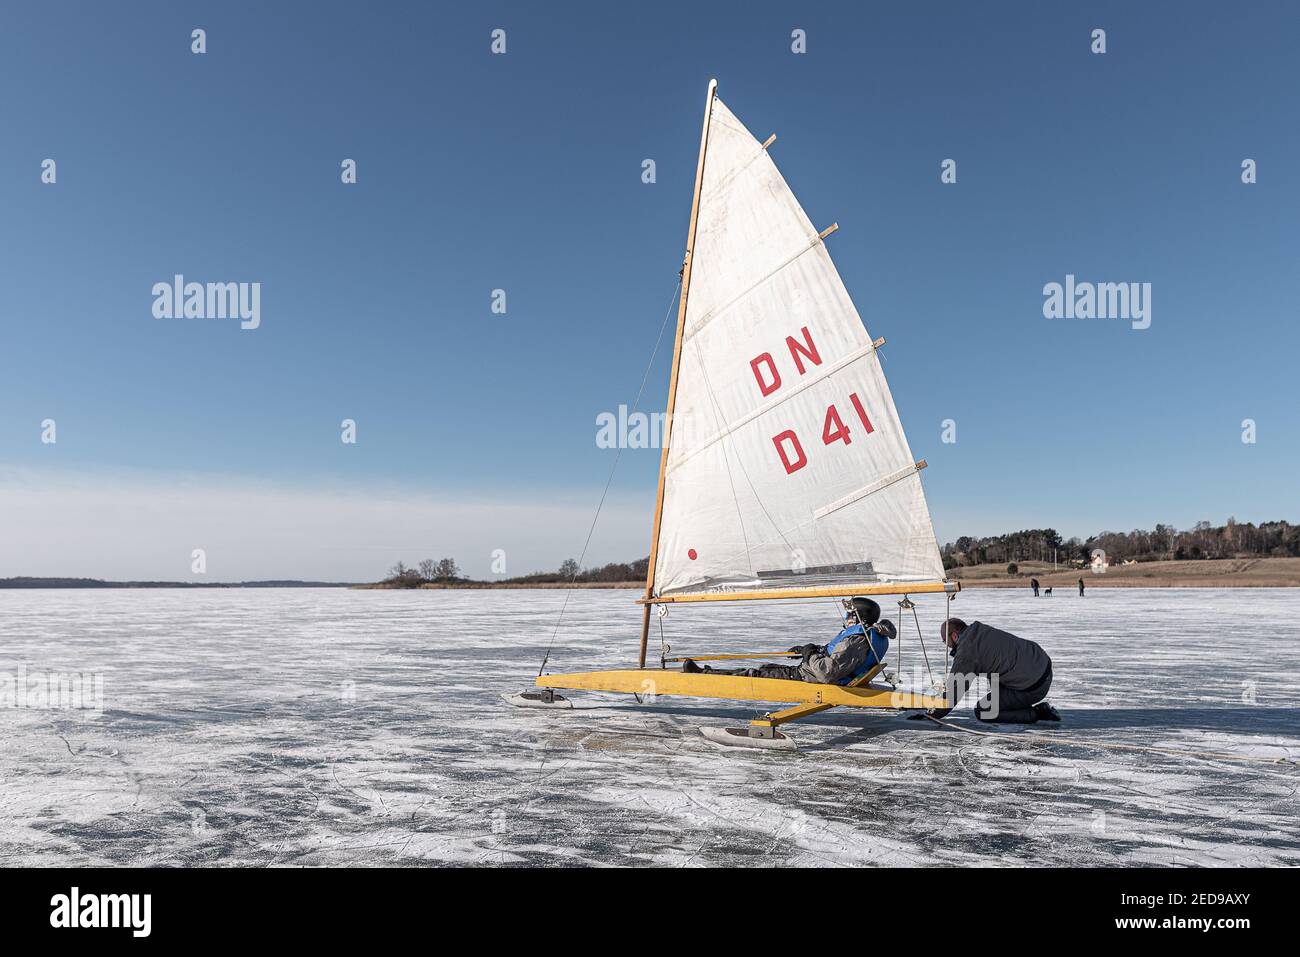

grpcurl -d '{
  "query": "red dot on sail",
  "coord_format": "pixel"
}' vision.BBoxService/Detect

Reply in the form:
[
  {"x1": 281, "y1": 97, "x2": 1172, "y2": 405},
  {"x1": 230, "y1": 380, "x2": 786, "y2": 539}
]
[{"x1": 687, "y1": 548, "x2": 698, "y2": 560}]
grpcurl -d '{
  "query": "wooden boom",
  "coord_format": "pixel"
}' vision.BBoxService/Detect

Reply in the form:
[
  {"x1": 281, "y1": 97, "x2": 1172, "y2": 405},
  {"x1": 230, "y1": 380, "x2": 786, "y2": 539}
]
[
  {"x1": 663, "y1": 651, "x2": 800, "y2": 662},
  {"x1": 639, "y1": 580, "x2": 959, "y2": 605}
]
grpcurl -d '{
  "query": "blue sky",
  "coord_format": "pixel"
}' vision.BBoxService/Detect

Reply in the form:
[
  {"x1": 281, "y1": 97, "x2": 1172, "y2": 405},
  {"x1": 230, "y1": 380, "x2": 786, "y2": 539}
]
[{"x1": 1, "y1": 1, "x2": 1296, "y2": 579}]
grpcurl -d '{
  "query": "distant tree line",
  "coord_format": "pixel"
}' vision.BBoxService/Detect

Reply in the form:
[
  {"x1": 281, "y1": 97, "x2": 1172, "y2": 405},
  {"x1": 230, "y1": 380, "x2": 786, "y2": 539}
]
[
  {"x1": 384, "y1": 520, "x2": 1297, "y2": 584},
  {"x1": 942, "y1": 519, "x2": 1299, "y2": 569},
  {"x1": 378, "y1": 556, "x2": 649, "y2": 586},
  {"x1": 503, "y1": 556, "x2": 650, "y2": 585}
]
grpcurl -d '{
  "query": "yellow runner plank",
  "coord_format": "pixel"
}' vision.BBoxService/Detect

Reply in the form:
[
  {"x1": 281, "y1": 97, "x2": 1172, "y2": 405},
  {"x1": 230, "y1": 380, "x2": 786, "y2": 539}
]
[{"x1": 536, "y1": 669, "x2": 947, "y2": 710}]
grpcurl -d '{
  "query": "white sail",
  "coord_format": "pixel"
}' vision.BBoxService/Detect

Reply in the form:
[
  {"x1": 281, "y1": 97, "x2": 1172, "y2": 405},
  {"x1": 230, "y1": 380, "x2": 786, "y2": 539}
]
[{"x1": 652, "y1": 94, "x2": 945, "y2": 599}]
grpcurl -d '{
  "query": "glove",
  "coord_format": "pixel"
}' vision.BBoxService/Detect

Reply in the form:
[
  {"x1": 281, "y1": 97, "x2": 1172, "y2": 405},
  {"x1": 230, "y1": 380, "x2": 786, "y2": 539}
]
[
  {"x1": 873, "y1": 620, "x2": 897, "y2": 640},
  {"x1": 787, "y1": 643, "x2": 820, "y2": 660},
  {"x1": 906, "y1": 708, "x2": 951, "y2": 721}
]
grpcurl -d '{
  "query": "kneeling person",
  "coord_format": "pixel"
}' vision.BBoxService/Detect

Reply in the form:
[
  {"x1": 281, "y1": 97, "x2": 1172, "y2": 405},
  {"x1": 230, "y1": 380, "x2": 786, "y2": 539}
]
[
  {"x1": 924, "y1": 618, "x2": 1060, "y2": 723},
  {"x1": 682, "y1": 597, "x2": 895, "y2": 685}
]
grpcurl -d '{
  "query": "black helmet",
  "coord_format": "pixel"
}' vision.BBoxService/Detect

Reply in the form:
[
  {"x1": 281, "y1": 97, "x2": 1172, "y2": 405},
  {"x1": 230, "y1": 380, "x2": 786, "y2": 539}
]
[{"x1": 848, "y1": 597, "x2": 881, "y2": 626}]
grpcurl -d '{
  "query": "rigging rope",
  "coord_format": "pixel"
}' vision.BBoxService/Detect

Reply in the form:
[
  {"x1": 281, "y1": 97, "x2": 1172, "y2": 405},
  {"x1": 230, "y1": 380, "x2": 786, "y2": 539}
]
[
  {"x1": 536, "y1": 277, "x2": 683, "y2": 677},
  {"x1": 896, "y1": 596, "x2": 935, "y2": 688},
  {"x1": 924, "y1": 714, "x2": 1297, "y2": 768},
  {"x1": 944, "y1": 592, "x2": 952, "y2": 686}
]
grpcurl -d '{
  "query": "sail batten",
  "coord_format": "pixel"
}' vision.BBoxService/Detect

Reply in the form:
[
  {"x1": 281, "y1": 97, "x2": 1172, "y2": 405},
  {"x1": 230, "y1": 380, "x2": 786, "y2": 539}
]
[
  {"x1": 650, "y1": 92, "x2": 946, "y2": 600},
  {"x1": 813, "y1": 463, "x2": 927, "y2": 520},
  {"x1": 683, "y1": 232, "x2": 827, "y2": 343}
]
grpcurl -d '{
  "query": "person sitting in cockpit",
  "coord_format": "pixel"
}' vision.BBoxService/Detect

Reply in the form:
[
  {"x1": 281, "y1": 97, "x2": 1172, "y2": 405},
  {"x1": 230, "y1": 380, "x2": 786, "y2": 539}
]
[{"x1": 681, "y1": 596, "x2": 894, "y2": 685}]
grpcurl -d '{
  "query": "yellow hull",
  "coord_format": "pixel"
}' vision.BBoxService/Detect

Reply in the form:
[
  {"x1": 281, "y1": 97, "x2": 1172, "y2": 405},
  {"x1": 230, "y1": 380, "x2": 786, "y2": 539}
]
[{"x1": 536, "y1": 669, "x2": 948, "y2": 711}]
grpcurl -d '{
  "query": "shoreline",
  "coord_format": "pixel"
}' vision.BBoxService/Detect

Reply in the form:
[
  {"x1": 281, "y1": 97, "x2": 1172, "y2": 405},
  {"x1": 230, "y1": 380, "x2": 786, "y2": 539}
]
[
  {"x1": 949, "y1": 556, "x2": 1300, "y2": 590},
  {"x1": 956, "y1": 579, "x2": 1299, "y2": 589},
  {"x1": 357, "y1": 557, "x2": 1300, "y2": 590},
  {"x1": 6, "y1": 559, "x2": 1296, "y2": 591},
  {"x1": 351, "y1": 581, "x2": 644, "y2": 590}
]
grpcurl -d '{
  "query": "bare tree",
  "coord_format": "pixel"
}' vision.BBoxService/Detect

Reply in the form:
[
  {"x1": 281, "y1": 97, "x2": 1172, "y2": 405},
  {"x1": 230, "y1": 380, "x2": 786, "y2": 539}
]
[
  {"x1": 418, "y1": 559, "x2": 437, "y2": 581},
  {"x1": 434, "y1": 557, "x2": 460, "y2": 580},
  {"x1": 558, "y1": 558, "x2": 580, "y2": 580}
]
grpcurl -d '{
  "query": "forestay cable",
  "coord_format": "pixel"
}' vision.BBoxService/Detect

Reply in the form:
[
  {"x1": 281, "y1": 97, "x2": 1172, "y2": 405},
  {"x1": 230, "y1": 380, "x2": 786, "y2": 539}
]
[{"x1": 537, "y1": 277, "x2": 682, "y2": 676}]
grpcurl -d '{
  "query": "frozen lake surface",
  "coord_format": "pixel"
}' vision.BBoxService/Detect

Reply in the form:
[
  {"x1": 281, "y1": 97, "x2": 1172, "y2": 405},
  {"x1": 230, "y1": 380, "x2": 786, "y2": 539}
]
[{"x1": 1, "y1": 587, "x2": 1297, "y2": 866}]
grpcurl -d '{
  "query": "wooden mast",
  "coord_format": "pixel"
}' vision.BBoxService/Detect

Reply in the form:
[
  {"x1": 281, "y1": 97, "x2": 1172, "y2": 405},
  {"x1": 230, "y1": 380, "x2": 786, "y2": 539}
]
[{"x1": 638, "y1": 78, "x2": 717, "y2": 668}]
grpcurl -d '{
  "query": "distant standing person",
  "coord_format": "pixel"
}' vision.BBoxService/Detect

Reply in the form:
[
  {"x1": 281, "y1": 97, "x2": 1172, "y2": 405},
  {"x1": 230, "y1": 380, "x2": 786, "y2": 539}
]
[
  {"x1": 1078, "y1": 577, "x2": 1085, "y2": 597},
  {"x1": 1030, "y1": 577, "x2": 1040, "y2": 598}
]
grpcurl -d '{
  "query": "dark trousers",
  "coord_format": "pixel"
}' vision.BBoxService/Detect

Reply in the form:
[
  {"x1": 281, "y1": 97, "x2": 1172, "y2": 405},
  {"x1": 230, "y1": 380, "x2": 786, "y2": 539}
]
[
  {"x1": 704, "y1": 663, "x2": 803, "y2": 681},
  {"x1": 974, "y1": 664, "x2": 1052, "y2": 723}
]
